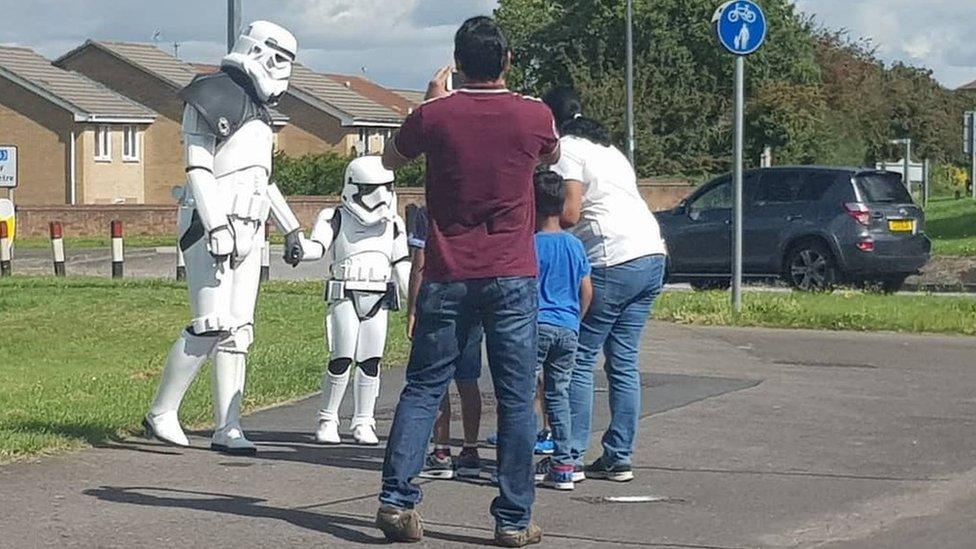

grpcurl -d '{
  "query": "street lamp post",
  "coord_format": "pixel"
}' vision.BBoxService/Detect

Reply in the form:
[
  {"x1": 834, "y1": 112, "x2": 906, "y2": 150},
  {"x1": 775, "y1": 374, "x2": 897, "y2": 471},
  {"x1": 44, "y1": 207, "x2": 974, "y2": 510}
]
[
  {"x1": 625, "y1": 0, "x2": 635, "y2": 166},
  {"x1": 227, "y1": 0, "x2": 241, "y2": 54}
]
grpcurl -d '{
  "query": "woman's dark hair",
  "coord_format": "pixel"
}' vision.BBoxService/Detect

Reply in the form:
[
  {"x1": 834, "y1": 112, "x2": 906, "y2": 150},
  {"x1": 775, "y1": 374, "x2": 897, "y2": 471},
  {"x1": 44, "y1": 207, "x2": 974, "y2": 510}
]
[
  {"x1": 542, "y1": 86, "x2": 612, "y2": 147},
  {"x1": 534, "y1": 170, "x2": 566, "y2": 217},
  {"x1": 455, "y1": 16, "x2": 509, "y2": 82}
]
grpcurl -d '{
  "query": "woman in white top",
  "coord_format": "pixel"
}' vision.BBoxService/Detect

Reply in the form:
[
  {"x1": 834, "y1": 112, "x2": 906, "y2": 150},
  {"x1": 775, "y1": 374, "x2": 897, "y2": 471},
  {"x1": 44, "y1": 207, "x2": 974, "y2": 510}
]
[{"x1": 544, "y1": 87, "x2": 667, "y2": 482}]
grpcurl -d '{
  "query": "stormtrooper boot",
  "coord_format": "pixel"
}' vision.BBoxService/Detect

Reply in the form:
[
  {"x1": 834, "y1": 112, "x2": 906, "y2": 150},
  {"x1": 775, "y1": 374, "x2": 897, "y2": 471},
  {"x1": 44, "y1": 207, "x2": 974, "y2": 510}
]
[
  {"x1": 210, "y1": 351, "x2": 256, "y2": 456},
  {"x1": 315, "y1": 371, "x2": 349, "y2": 445},
  {"x1": 351, "y1": 368, "x2": 380, "y2": 446},
  {"x1": 144, "y1": 330, "x2": 216, "y2": 447}
]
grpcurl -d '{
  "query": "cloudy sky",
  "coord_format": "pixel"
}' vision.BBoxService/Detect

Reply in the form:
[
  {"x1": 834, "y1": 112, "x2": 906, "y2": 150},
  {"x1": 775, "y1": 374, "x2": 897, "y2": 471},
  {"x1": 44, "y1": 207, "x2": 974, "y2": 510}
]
[{"x1": 0, "y1": 0, "x2": 974, "y2": 90}]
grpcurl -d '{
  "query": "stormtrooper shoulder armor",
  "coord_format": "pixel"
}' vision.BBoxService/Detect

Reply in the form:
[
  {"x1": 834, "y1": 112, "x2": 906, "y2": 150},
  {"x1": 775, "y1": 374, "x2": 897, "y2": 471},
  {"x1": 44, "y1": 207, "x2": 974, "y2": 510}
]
[{"x1": 179, "y1": 72, "x2": 271, "y2": 141}]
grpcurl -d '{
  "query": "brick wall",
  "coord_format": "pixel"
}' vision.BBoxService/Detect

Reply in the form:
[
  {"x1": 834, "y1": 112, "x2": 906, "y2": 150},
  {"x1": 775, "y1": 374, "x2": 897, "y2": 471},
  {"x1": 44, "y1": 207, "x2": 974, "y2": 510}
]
[{"x1": 13, "y1": 182, "x2": 692, "y2": 238}]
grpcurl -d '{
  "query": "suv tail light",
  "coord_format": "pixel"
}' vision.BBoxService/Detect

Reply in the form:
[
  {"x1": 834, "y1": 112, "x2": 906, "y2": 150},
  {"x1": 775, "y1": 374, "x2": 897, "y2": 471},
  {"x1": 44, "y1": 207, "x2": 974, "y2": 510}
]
[{"x1": 844, "y1": 202, "x2": 871, "y2": 226}]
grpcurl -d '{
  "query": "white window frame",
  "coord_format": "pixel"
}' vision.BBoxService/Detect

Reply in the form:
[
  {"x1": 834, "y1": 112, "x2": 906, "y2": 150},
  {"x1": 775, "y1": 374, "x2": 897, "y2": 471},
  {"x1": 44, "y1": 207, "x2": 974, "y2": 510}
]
[
  {"x1": 122, "y1": 126, "x2": 140, "y2": 162},
  {"x1": 358, "y1": 128, "x2": 369, "y2": 155},
  {"x1": 95, "y1": 125, "x2": 112, "y2": 162}
]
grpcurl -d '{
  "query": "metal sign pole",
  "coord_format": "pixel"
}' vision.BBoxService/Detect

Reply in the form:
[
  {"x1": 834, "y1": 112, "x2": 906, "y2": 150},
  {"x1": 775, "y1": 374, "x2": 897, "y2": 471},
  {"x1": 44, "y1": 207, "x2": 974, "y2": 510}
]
[
  {"x1": 732, "y1": 55, "x2": 745, "y2": 314},
  {"x1": 227, "y1": 0, "x2": 242, "y2": 54},
  {"x1": 625, "y1": 0, "x2": 636, "y2": 166},
  {"x1": 971, "y1": 112, "x2": 976, "y2": 199},
  {"x1": 903, "y1": 139, "x2": 911, "y2": 192}
]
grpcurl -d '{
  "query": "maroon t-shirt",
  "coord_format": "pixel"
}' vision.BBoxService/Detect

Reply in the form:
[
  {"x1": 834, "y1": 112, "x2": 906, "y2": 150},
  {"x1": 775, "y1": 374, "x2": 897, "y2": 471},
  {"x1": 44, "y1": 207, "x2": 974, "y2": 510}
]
[{"x1": 394, "y1": 88, "x2": 559, "y2": 282}]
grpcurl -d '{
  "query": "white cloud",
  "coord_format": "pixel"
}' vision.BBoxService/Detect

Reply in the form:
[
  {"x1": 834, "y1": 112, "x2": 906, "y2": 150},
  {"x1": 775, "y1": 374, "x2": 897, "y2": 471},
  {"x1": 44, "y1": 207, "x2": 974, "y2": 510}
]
[
  {"x1": 0, "y1": 0, "x2": 499, "y2": 89},
  {"x1": 793, "y1": 0, "x2": 976, "y2": 88},
  {"x1": 1, "y1": 1, "x2": 973, "y2": 89}
]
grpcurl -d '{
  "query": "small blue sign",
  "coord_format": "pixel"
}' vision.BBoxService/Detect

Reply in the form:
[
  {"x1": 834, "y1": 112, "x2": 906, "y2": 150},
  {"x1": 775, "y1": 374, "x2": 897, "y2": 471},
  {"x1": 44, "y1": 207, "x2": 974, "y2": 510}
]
[{"x1": 715, "y1": 0, "x2": 767, "y2": 56}]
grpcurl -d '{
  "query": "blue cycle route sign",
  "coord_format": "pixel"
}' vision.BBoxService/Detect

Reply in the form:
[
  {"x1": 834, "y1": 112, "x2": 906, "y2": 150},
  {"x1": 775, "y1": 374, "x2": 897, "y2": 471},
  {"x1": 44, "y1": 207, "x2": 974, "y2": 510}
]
[{"x1": 714, "y1": 0, "x2": 767, "y2": 56}]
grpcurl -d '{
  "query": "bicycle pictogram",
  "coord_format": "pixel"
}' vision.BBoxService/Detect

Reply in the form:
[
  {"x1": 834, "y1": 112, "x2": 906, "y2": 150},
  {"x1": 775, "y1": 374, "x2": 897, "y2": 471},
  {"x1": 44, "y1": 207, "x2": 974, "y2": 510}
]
[{"x1": 726, "y1": 3, "x2": 757, "y2": 24}]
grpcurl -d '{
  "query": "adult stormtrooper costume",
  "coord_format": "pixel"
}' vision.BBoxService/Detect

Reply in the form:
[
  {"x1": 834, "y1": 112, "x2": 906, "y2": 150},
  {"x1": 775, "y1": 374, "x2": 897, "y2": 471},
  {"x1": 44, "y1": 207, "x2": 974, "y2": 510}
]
[
  {"x1": 292, "y1": 156, "x2": 410, "y2": 445},
  {"x1": 143, "y1": 21, "x2": 306, "y2": 456}
]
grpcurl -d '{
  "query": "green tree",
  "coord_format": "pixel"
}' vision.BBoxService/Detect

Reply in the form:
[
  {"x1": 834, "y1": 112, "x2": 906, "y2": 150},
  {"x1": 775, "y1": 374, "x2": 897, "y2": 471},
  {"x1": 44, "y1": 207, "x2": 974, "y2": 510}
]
[
  {"x1": 272, "y1": 152, "x2": 425, "y2": 196},
  {"x1": 496, "y1": 0, "x2": 969, "y2": 177}
]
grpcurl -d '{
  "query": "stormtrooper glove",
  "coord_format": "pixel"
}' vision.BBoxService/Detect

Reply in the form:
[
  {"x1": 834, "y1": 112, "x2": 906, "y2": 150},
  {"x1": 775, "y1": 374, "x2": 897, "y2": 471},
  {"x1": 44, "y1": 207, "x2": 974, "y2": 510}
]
[{"x1": 283, "y1": 230, "x2": 305, "y2": 267}]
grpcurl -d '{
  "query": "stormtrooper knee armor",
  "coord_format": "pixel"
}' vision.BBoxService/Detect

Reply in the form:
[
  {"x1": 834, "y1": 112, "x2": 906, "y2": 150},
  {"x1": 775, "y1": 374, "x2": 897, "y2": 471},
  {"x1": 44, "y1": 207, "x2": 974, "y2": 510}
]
[
  {"x1": 144, "y1": 21, "x2": 307, "y2": 456},
  {"x1": 293, "y1": 156, "x2": 410, "y2": 445}
]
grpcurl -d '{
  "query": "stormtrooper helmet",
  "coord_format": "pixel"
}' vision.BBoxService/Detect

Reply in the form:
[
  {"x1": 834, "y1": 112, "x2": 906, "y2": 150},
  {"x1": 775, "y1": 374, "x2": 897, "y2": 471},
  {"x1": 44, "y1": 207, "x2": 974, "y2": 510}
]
[
  {"x1": 341, "y1": 156, "x2": 396, "y2": 226},
  {"x1": 222, "y1": 20, "x2": 297, "y2": 105}
]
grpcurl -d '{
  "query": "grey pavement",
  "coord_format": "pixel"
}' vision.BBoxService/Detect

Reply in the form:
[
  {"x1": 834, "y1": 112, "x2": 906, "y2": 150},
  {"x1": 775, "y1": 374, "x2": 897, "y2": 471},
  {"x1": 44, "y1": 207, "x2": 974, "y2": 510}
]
[{"x1": 2, "y1": 322, "x2": 976, "y2": 548}]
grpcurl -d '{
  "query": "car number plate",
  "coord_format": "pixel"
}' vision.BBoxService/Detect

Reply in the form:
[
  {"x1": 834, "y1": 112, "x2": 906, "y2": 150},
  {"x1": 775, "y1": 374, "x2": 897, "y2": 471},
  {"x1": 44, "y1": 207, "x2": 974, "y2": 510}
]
[{"x1": 888, "y1": 219, "x2": 914, "y2": 233}]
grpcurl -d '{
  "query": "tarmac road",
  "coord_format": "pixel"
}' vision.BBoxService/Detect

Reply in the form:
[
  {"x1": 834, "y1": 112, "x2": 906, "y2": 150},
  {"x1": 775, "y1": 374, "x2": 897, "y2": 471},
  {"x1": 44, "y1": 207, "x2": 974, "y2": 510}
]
[
  {"x1": 2, "y1": 322, "x2": 975, "y2": 548},
  {"x1": 8, "y1": 246, "x2": 976, "y2": 296}
]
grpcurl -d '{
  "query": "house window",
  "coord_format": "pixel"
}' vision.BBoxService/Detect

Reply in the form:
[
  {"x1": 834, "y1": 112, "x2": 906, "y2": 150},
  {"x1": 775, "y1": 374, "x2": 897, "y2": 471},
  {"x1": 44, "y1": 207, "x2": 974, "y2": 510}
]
[
  {"x1": 122, "y1": 126, "x2": 139, "y2": 162},
  {"x1": 95, "y1": 125, "x2": 112, "y2": 161},
  {"x1": 358, "y1": 128, "x2": 369, "y2": 155}
]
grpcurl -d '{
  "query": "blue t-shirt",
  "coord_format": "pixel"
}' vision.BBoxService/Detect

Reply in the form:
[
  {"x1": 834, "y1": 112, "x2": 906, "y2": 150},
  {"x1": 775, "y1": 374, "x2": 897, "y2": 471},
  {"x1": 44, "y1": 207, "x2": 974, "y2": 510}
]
[{"x1": 536, "y1": 231, "x2": 591, "y2": 332}]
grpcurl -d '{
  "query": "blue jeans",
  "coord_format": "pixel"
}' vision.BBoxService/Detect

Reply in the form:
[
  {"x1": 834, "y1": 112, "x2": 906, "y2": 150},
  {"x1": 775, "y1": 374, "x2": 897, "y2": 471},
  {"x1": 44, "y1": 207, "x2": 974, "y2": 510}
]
[
  {"x1": 569, "y1": 254, "x2": 666, "y2": 467},
  {"x1": 537, "y1": 324, "x2": 577, "y2": 466},
  {"x1": 380, "y1": 277, "x2": 539, "y2": 530},
  {"x1": 453, "y1": 323, "x2": 484, "y2": 382}
]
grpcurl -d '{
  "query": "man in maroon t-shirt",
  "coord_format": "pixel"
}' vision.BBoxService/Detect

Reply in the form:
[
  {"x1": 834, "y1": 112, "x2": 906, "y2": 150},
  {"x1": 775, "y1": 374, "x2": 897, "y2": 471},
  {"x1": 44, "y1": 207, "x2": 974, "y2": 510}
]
[{"x1": 375, "y1": 16, "x2": 558, "y2": 547}]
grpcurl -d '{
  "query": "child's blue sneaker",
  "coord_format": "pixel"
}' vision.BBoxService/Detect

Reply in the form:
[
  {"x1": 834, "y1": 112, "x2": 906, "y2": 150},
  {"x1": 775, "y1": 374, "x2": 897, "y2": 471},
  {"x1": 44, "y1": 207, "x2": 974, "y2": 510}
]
[{"x1": 534, "y1": 429, "x2": 554, "y2": 455}]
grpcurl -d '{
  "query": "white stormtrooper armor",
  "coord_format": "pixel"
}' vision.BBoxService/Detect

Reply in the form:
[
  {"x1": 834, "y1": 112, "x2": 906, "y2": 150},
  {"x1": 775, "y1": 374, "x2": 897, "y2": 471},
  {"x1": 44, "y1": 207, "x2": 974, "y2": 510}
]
[
  {"x1": 295, "y1": 156, "x2": 410, "y2": 445},
  {"x1": 144, "y1": 21, "x2": 304, "y2": 456}
]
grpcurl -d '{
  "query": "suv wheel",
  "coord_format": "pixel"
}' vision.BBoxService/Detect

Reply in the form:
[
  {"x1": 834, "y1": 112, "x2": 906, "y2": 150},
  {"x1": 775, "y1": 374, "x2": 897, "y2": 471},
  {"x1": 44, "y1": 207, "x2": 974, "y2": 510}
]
[{"x1": 785, "y1": 242, "x2": 836, "y2": 292}]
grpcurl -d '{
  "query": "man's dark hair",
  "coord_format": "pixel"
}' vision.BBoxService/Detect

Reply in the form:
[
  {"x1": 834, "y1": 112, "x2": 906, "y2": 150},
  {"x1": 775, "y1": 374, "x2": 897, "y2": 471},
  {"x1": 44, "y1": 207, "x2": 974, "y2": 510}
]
[
  {"x1": 534, "y1": 170, "x2": 565, "y2": 217},
  {"x1": 455, "y1": 16, "x2": 509, "y2": 82}
]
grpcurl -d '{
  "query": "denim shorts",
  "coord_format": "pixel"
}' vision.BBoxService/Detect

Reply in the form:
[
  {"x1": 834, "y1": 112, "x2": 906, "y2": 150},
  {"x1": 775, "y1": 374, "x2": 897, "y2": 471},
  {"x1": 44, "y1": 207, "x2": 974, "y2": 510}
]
[{"x1": 454, "y1": 323, "x2": 484, "y2": 383}]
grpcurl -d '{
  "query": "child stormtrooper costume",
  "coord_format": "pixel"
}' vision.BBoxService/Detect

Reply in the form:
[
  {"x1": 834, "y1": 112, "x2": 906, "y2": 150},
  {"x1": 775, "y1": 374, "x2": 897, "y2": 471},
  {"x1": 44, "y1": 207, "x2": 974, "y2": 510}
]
[
  {"x1": 144, "y1": 21, "x2": 306, "y2": 456},
  {"x1": 292, "y1": 156, "x2": 410, "y2": 445}
]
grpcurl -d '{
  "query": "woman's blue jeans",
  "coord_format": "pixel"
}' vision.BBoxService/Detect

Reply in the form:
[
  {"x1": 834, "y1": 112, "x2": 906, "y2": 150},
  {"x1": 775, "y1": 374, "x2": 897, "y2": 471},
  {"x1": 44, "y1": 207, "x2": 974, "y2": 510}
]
[{"x1": 569, "y1": 254, "x2": 666, "y2": 466}]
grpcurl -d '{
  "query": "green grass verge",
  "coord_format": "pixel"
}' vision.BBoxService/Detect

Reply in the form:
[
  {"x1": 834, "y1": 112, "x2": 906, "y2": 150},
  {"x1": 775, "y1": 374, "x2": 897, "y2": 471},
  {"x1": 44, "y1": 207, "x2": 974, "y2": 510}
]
[
  {"x1": 925, "y1": 197, "x2": 976, "y2": 257},
  {"x1": 656, "y1": 290, "x2": 976, "y2": 335},
  {"x1": 2, "y1": 277, "x2": 974, "y2": 463},
  {"x1": 0, "y1": 277, "x2": 409, "y2": 464}
]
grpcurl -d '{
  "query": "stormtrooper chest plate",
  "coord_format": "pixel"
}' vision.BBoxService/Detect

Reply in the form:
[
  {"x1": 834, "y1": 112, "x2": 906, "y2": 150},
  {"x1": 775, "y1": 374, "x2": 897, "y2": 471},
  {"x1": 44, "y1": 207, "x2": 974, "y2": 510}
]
[
  {"x1": 330, "y1": 209, "x2": 395, "y2": 285},
  {"x1": 213, "y1": 119, "x2": 273, "y2": 179}
]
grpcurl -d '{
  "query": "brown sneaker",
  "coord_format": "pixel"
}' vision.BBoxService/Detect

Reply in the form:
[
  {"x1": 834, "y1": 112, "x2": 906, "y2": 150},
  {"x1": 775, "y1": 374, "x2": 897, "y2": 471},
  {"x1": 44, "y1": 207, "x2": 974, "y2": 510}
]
[
  {"x1": 375, "y1": 506, "x2": 423, "y2": 543},
  {"x1": 494, "y1": 522, "x2": 542, "y2": 547}
]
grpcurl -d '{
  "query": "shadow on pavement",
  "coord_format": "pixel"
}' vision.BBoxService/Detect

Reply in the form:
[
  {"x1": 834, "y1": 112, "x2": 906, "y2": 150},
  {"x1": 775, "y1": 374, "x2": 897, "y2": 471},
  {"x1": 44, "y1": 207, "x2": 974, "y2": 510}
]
[{"x1": 84, "y1": 486, "x2": 490, "y2": 546}]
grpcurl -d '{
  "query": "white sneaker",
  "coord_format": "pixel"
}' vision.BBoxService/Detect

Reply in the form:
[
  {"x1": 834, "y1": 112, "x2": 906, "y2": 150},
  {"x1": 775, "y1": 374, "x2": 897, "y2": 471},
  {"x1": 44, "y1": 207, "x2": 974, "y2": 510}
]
[
  {"x1": 315, "y1": 419, "x2": 341, "y2": 445},
  {"x1": 143, "y1": 411, "x2": 190, "y2": 447},
  {"x1": 351, "y1": 422, "x2": 379, "y2": 446},
  {"x1": 211, "y1": 427, "x2": 256, "y2": 456}
]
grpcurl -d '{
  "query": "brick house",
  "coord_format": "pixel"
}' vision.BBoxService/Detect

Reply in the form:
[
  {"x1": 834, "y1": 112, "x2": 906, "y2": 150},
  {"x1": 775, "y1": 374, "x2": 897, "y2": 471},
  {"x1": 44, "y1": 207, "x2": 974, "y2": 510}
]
[
  {"x1": 0, "y1": 46, "x2": 156, "y2": 205},
  {"x1": 56, "y1": 41, "x2": 288, "y2": 204},
  {"x1": 283, "y1": 64, "x2": 404, "y2": 156}
]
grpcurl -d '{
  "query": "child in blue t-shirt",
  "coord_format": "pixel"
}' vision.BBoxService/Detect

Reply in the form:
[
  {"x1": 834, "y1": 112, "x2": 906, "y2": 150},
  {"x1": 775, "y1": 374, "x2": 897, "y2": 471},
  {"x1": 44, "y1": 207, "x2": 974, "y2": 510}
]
[{"x1": 533, "y1": 170, "x2": 592, "y2": 491}]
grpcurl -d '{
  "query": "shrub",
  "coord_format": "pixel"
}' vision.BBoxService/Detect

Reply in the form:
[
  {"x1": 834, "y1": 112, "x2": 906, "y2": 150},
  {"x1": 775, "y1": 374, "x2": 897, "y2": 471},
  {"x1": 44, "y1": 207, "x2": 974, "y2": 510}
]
[{"x1": 273, "y1": 151, "x2": 426, "y2": 196}]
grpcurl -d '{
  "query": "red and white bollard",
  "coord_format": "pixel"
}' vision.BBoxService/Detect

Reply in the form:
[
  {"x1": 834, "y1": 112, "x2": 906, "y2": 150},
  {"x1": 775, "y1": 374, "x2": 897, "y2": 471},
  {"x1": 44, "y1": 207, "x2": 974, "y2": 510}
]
[
  {"x1": 50, "y1": 221, "x2": 66, "y2": 277},
  {"x1": 261, "y1": 220, "x2": 272, "y2": 282},
  {"x1": 0, "y1": 220, "x2": 11, "y2": 277},
  {"x1": 110, "y1": 220, "x2": 124, "y2": 279}
]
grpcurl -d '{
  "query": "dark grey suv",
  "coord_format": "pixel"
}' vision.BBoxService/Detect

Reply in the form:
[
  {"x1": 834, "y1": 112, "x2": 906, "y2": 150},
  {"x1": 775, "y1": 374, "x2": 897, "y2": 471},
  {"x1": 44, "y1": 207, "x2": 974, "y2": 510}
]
[{"x1": 656, "y1": 167, "x2": 931, "y2": 292}]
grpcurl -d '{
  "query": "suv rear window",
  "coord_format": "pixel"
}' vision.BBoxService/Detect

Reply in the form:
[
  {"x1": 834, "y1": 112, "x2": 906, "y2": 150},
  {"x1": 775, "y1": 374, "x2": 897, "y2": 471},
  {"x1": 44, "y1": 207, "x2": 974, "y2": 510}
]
[
  {"x1": 754, "y1": 171, "x2": 836, "y2": 204},
  {"x1": 855, "y1": 173, "x2": 913, "y2": 204}
]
